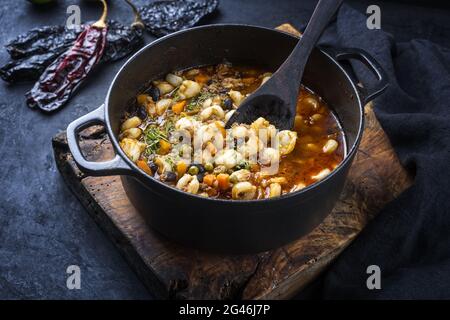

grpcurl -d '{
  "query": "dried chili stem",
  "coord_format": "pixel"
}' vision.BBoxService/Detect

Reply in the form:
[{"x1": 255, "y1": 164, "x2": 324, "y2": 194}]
[
  {"x1": 125, "y1": 0, "x2": 145, "y2": 29},
  {"x1": 92, "y1": 0, "x2": 108, "y2": 29}
]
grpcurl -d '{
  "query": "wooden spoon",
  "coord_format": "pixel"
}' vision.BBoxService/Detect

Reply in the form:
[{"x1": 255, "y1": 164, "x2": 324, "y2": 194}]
[{"x1": 225, "y1": 0, "x2": 343, "y2": 130}]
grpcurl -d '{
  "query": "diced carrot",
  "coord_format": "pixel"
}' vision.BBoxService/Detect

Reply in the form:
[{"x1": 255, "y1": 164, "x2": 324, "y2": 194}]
[
  {"x1": 203, "y1": 174, "x2": 216, "y2": 187},
  {"x1": 250, "y1": 163, "x2": 260, "y2": 172},
  {"x1": 137, "y1": 94, "x2": 149, "y2": 106},
  {"x1": 158, "y1": 139, "x2": 171, "y2": 155},
  {"x1": 172, "y1": 100, "x2": 186, "y2": 114},
  {"x1": 194, "y1": 74, "x2": 209, "y2": 84},
  {"x1": 214, "y1": 121, "x2": 226, "y2": 137},
  {"x1": 137, "y1": 160, "x2": 152, "y2": 175},
  {"x1": 176, "y1": 161, "x2": 188, "y2": 177},
  {"x1": 217, "y1": 173, "x2": 230, "y2": 190}
]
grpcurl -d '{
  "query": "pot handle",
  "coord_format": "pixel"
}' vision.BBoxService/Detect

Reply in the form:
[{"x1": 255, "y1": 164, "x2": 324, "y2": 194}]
[
  {"x1": 332, "y1": 48, "x2": 389, "y2": 104},
  {"x1": 66, "y1": 104, "x2": 133, "y2": 176}
]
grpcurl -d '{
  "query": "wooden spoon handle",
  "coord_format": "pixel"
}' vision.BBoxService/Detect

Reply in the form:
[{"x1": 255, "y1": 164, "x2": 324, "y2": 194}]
[{"x1": 279, "y1": 0, "x2": 344, "y2": 85}]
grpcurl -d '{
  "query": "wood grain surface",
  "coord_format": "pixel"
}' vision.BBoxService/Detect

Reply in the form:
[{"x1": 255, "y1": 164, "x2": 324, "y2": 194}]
[
  {"x1": 52, "y1": 103, "x2": 412, "y2": 299},
  {"x1": 51, "y1": 24, "x2": 412, "y2": 299}
]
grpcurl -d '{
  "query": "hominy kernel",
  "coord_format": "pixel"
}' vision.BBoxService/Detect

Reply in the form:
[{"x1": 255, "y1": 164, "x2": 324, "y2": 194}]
[{"x1": 323, "y1": 139, "x2": 338, "y2": 153}]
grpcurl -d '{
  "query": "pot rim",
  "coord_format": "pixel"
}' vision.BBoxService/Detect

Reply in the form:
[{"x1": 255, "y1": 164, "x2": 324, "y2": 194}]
[{"x1": 104, "y1": 23, "x2": 365, "y2": 204}]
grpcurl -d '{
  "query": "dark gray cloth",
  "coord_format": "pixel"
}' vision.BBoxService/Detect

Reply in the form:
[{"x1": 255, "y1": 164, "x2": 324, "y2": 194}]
[{"x1": 305, "y1": 4, "x2": 450, "y2": 299}]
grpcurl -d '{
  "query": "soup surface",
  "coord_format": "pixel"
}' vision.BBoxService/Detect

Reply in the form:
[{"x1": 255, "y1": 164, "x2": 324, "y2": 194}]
[{"x1": 119, "y1": 64, "x2": 345, "y2": 200}]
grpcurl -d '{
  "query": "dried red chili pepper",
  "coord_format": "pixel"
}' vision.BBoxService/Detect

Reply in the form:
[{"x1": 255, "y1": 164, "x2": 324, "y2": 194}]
[
  {"x1": 26, "y1": 0, "x2": 108, "y2": 112},
  {"x1": 0, "y1": 20, "x2": 143, "y2": 84}
]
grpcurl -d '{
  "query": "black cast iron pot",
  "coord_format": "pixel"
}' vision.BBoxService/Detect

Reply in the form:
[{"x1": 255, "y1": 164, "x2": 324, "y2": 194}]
[{"x1": 67, "y1": 25, "x2": 388, "y2": 253}]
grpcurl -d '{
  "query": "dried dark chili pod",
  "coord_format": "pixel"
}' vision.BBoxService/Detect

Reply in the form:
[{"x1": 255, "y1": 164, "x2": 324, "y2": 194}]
[
  {"x1": 0, "y1": 52, "x2": 58, "y2": 83},
  {"x1": 1, "y1": 0, "x2": 144, "y2": 85},
  {"x1": 4, "y1": 20, "x2": 142, "y2": 63},
  {"x1": 125, "y1": 0, "x2": 145, "y2": 29},
  {"x1": 139, "y1": 0, "x2": 219, "y2": 37},
  {"x1": 101, "y1": 20, "x2": 143, "y2": 63},
  {"x1": 103, "y1": 0, "x2": 145, "y2": 63},
  {"x1": 1, "y1": 20, "x2": 143, "y2": 84},
  {"x1": 5, "y1": 24, "x2": 82, "y2": 60},
  {"x1": 25, "y1": 0, "x2": 108, "y2": 112},
  {"x1": 1, "y1": 25, "x2": 83, "y2": 83}
]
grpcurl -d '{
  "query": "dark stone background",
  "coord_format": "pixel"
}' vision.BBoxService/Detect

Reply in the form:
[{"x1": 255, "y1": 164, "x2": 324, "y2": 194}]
[{"x1": 0, "y1": 0, "x2": 448, "y2": 299}]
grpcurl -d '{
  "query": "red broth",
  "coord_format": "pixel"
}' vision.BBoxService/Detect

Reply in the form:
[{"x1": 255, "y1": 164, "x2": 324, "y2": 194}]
[{"x1": 119, "y1": 64, "x2": 345, "y2": 200}]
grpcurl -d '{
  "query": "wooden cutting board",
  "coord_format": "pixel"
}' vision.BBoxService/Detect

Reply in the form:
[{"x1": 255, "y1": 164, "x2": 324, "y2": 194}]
[{"x1": 52, "y1": 24, "x2": 412, "y2": 300}]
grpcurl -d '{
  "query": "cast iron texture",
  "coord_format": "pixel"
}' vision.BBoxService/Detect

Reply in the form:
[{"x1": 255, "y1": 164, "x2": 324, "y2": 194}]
[{"x1": 67, "y1": 25, "x2": 387, "y2": 253}]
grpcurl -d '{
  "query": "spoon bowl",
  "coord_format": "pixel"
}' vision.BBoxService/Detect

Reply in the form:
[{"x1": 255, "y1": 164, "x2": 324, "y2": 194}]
[
  {"x1": 227, "y1": 94, "x2": 295, "y2": 130},
  {"x1": 225, "y1": 0, "x2": 344, "y2": 130}
]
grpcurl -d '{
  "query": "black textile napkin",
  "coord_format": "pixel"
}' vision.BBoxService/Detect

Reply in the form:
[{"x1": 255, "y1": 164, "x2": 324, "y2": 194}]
[{"x1": 301, "y1": 4, "x2": 450, "y2": 299}]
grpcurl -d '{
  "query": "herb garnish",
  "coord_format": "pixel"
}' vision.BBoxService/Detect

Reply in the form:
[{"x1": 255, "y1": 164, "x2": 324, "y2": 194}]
[
  {"x1": 144, "y1": 126, "x2": 169, "y2": 155},
  {"x1": 186, "y1": 91, "x2": 212, "y2": 112},
  {"x1": 163, "y1": 119, "x2": 175, "y2": 133}
]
